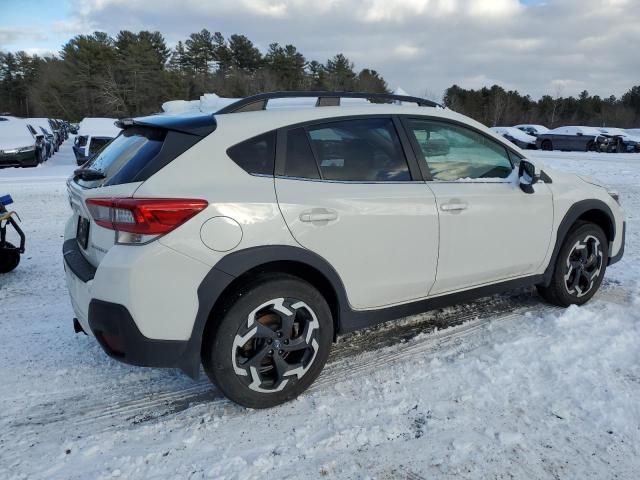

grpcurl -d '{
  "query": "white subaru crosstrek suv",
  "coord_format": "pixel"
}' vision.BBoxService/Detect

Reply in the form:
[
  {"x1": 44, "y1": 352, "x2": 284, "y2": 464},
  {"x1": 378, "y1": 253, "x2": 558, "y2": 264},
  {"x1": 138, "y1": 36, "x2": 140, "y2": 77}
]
[{"x1": 63, "y1": 92, "x2": 625, "y2": 408}]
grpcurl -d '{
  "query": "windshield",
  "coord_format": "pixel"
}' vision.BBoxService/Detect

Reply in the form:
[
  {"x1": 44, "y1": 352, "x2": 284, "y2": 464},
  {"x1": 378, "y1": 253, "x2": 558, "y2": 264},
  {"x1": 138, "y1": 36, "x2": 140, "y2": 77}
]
[{"x1": 78, "y1": 126, "x2": 166, "y2": 188}]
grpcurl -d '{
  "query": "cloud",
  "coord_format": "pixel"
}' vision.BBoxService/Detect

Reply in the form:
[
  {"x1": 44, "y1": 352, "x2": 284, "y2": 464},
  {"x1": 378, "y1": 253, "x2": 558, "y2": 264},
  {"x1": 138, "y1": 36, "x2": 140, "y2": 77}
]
[
  {"x1": 0, "y1": 28, "x2": 48, "y2": 47},
  {"x1": 7, "y1": 0, "x2": 640, "y2": 99}
]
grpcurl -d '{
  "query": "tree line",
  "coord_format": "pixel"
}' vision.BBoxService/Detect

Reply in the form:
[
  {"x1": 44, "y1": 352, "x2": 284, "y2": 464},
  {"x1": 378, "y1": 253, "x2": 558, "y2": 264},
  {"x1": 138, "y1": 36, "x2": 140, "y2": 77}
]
[
  {"x1": 1, "y1": 28, "x2": 639, "y2": 128},
  {"x1": 444, "y1": 84, "x2": 640, "y2": 128},
  {"x1": 0, "y1": 29, "x2": 387, "y2": 120}
]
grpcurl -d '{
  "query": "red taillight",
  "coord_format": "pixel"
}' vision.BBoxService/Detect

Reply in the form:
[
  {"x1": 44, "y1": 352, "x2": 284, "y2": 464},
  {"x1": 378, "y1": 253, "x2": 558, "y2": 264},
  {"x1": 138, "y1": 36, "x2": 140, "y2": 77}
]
[{"x1": 86, "y1": 198, "x2": 208, "y2": 236}]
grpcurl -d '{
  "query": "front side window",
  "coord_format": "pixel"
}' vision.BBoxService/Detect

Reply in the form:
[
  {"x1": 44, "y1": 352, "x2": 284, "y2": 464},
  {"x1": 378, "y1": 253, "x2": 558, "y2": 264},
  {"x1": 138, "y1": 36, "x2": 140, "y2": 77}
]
[
  {"x1": 407, "y1": 119, "x2": 513, "y2": 181},
  {"x1": 284, "y1": 118, "x2": 411, "y2": 182}
]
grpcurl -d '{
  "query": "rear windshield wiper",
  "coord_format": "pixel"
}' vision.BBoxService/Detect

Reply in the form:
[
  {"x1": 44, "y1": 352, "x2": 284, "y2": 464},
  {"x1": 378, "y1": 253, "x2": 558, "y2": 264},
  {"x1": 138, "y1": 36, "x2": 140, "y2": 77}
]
[{"x1": 73, "y1": 168, "x2": 105, "y2": 181}]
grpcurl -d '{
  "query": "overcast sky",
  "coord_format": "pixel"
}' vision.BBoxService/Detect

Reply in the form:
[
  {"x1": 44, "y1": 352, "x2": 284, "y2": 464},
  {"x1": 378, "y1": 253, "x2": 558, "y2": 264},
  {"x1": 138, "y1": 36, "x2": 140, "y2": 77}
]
[{"x1": 1, "y1": 0, "x2": 638, "y2": 100}]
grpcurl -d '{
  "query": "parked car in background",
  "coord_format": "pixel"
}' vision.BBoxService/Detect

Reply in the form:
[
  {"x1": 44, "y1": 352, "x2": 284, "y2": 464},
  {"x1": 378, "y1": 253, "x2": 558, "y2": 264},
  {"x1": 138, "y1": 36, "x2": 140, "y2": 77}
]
[
  {"x1": 598, "y1": 128, "x2": 640, "y2": 153},
  {"x1": 47, "y1": 119, "x2": 65, "y2": 150},
  {"x1": 514, "y1": 124, "x2": 549, "y2": 137},
  {"x1": 626, "y1": 128, "x2": 640, "y2": 137},
  {"x1": 57, "y1": 119, "x2": 69, "y2": 140},
  {"x1": 491, "y1": 126, "x2": 537, "y2": 150},
  {"x1": 25, "y1": 123, "x2": 48, "y2": 162},
  {"x1": 73, "y1": 118, "x2": 120, "y2": 165},
  {"x1": 0, "y1": 116, "x2": 45, "y2": 168},
  {"x1": 28, "y1": 118, "x2": 58, "y2": 158},
  {"x1": 69, "y1": 123, "x2": 79, "y2": 134},
  {"x1": 535, "y1": 126, "x2": 606, "y2": 152}
]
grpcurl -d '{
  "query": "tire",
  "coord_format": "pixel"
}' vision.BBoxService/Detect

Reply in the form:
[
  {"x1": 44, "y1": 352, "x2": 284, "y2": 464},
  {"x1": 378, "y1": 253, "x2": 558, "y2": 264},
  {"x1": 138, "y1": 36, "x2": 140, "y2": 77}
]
[
  {"x1": 202, "y1": 274, "x2": 334, "y2": 408},
  {"x1": 537, "y1": 222, "x2": 608, "y2": 307},
  {"x1": 616, "y1": 140, "x2": 625, "y2": 154},
  {"x1": 541, "y1": 140, "x2": 553, "y2": 151},
  {"x1": 0, "y1": 242, "x2": 21, "y2": 273},
  {"x1": 586, "y1": 140, "x2": 595, "y2": 152}
]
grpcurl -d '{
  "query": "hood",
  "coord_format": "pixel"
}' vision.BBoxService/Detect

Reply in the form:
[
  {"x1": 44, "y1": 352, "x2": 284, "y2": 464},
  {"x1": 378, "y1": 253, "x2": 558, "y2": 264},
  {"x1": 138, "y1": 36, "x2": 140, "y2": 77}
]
[
  {"x1": 0, "y1": 121, "x2": 34, "y2": 149},
  {"x1": 0, "y1": 136, "x2": 35, "y2": 150}
]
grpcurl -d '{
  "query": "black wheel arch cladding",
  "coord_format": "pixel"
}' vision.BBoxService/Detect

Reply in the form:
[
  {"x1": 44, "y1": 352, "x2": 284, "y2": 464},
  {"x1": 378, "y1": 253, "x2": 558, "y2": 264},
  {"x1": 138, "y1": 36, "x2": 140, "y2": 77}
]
[{"x1": 541, "y1": 199, "x2": 616, "y2": 286}]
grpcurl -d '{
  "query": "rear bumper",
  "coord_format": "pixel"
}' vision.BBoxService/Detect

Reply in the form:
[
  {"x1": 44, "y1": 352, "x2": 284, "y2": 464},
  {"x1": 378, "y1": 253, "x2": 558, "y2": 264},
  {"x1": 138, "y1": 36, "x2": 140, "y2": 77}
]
[
  {"x1": 62, "y1": 236, "x2": 212, "y2": 378},
  {"x1": 88, "y1": 299, "x2": 191, "y2": 371}
]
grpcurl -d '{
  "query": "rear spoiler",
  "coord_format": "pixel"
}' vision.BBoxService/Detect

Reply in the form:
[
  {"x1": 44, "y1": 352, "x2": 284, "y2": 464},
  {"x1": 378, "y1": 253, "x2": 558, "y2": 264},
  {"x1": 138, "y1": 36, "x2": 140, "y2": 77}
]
[{"x1": 115, "y1": 113, "x2": 217, "y2": 137}]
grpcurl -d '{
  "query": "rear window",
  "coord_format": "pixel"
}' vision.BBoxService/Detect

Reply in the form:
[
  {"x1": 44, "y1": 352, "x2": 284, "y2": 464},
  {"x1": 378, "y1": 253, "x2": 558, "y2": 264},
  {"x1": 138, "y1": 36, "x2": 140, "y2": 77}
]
[
  {"x1": 227, "y1": 131, "x2": 275, "y2": 176},
  {"x1": 78, "y1": 127, "x2": 165, "y2": 187}
]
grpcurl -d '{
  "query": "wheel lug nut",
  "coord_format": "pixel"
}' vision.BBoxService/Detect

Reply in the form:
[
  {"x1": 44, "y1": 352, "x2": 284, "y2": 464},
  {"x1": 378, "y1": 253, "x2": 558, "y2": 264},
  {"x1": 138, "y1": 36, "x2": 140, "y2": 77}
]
[
  {"x1": 267, "y1": 339, "x2": 272, "y2": 344},
  {"x1": 278, "y1": 350, "x2": 284, "y2": 355},
  {"x1": 277, "y1": 331, "x2": 283, "y2": 338},
  {"x1": 269, "y1": 349, "x2": 274, "y2": 355},
  {"x1": 284, "y1": 339, "x2": 289, "y2": 345}
]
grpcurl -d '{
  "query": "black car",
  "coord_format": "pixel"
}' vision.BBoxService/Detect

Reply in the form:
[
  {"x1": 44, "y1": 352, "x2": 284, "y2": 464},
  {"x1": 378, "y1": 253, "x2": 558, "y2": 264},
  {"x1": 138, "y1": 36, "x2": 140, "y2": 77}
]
[{"x1": 535, "y1": 126, "x2": 606, "y2": 151}]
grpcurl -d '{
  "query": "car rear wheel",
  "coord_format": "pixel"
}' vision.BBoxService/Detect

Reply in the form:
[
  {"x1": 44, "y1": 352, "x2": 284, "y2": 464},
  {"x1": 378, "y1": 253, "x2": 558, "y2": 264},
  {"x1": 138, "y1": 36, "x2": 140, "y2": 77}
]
[
  {"x1": 202, "y1": 274, "x2": 333, "y2": 408},
  {"x1": 541, "y1": 140, "x2": 553, "y2": 151},
  {"x1": 537, "y1": 222, "x2": 607, "y2": 307}
]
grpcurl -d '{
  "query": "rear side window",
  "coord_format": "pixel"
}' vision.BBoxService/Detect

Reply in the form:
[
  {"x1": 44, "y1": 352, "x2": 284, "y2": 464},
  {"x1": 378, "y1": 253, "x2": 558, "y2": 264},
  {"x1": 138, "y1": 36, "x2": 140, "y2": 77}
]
[
  {"x1": 305, "y1": 118, "x2": 411, "y2": 181},
  {"x1": 284, "y1": 128, "x2": 320, "y2": 179},
  {"x1": 79, "y1": 127, "x2": 165, "y2": 187},
  {"x1": 227, "y1": 131, "x2": 275, "y2": 176}
]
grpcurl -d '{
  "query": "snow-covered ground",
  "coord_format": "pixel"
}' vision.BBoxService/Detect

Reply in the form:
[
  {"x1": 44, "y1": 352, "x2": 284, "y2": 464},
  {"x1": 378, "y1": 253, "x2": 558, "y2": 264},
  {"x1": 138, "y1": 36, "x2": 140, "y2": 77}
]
[{"x1": 1, "y1": 144, "x2": 639, "y2": 479}]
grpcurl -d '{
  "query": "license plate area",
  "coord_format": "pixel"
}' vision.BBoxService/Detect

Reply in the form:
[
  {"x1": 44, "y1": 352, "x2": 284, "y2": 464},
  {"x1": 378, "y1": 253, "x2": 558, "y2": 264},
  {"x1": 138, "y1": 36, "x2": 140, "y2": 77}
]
[{"x1": 77, "y1": 216, "x2": 90, "y2": 250}]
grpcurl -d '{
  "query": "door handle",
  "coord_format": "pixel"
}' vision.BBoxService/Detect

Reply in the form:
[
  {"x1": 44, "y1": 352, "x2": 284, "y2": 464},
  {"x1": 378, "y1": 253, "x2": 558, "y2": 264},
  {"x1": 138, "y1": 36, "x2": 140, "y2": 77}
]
[
  {"x1": 440, "y1": 202, "x2": 468, "y2": 212},
  {"x1": 299, "y1": 208, "x2": 338, "y2": 223}
]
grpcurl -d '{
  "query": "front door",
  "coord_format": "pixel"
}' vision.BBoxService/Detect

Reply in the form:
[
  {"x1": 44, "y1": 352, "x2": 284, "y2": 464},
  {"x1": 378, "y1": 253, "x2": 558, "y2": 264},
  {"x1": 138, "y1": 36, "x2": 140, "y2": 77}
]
[
  {"x1": 275, "y1": 117, "x2": 439, "y2": 310},
  {"x1": 403, "y1": 117, "x2": 554, "y2": 295}
]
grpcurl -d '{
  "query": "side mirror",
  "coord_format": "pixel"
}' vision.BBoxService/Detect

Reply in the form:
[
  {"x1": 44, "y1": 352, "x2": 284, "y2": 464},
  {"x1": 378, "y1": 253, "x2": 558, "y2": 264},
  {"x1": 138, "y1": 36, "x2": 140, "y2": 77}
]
[{"x1": 519, "y1": 160, "x2": 538, "y2": 194}]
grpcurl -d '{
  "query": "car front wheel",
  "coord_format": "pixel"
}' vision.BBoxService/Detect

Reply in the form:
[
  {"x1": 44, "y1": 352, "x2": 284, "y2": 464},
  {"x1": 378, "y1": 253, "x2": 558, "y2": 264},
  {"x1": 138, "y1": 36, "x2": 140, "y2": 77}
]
[
  {"x1": 537, "y1": 222, "x2": 608, "y2": 307},
  {"x1": 202, "y1": 274, "x2": 333, "y2": 408}
]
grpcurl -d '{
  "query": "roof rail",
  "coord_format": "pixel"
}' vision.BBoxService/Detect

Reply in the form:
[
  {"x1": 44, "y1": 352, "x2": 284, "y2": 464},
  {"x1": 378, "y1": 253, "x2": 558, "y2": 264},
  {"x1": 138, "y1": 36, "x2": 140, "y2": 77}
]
[{"x1": 215, "y1": 91, "x2": 441, "y2": 114}]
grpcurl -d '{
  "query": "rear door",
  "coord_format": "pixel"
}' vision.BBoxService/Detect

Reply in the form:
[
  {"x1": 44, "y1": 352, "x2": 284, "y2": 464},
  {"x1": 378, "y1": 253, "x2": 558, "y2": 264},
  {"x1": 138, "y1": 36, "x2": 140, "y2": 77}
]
[
  {"x1": 402, "y1": 117, "x2": 553, "y2": 295},
  {"x1": 275, "y1": 116, "x2": 439, "y2": 310}
]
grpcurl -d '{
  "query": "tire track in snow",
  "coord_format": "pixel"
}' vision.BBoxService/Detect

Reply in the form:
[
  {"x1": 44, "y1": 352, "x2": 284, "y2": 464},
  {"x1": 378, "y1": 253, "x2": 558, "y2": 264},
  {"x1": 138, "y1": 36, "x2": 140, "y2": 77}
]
[{"x1": 3, "y1": 285, "x2": 630, "y2": 445}]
